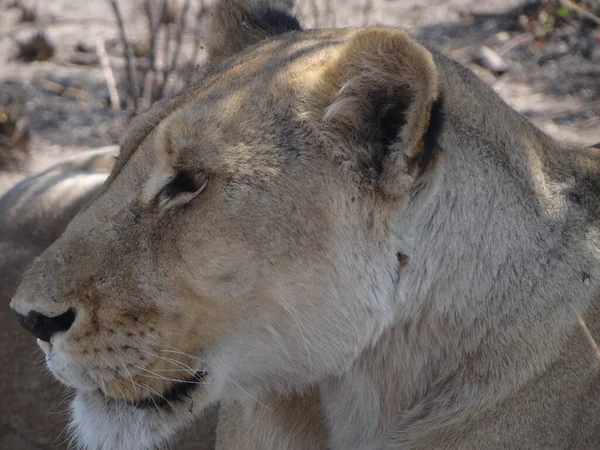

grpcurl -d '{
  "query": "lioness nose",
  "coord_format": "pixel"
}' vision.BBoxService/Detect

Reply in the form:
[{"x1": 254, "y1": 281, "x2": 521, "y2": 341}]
[{"x1": 15, "y1": 308, "x2": 76, "y2": 342}]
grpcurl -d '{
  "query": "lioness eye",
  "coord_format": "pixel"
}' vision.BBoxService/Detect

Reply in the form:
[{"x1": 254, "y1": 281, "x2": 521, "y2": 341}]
[{"x1": 162, "y1": 171, "x2": 208, "y2": 198}]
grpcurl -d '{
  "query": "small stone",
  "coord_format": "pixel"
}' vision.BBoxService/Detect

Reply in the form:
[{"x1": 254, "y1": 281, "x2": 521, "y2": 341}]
[
  {"x1": 495, "y1": 32, "x2": 511, "y2": 42},
  {"x1": 475, "y1": 46, "x2": 509, "y2": 76},
  {"x1": 69, "y1": 53, "x2": 99, "y2": 66},
  {"x1": 76, "y1": 41, "x2": 94, "y2": 53}
]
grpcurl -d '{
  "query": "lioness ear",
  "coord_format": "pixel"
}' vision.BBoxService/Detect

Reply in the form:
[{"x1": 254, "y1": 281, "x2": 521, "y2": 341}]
[
  {"x1": 207, "y1": 0, "x2": 301, "y2": 68},
  {"x1": 308, "y1": 27, "x2": 441, "y2": 200}
]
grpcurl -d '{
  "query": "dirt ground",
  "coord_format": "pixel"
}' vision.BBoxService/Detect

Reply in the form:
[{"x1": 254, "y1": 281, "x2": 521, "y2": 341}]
[
  {"x1": 0, "y1": 0, "x2": 598, "y2": 192},
  {"x1": 0, "y1": 0, "x2": 599, "y2": 449}
]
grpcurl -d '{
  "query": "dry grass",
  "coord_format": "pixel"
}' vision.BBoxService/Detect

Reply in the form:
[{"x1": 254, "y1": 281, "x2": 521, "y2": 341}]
[{"x1": 107, "y1": 0, "x2": 212, "y2": 117}]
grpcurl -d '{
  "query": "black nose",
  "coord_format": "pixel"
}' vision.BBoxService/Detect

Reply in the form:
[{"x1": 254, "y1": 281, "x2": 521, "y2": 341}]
[{"x1": 15, "y1": 308, "x2": 76, "y2": 342}]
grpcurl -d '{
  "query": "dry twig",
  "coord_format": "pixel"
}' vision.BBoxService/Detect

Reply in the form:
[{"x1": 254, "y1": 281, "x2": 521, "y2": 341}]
[
  {"x1": 559, "y1": 0, "x2": 600, "y2": 26},
  {"x1": 141, "y1": 0, "x2": 169, "y2": 107},
  {"x1": 157, "y1": 0, "x2": 191, "y2": 100},
  {"x1": 160, "y1": 22, "x2": 172, "y2": 99},
  {"x1": 96, "y1": 38, "x2": 121, "y2": 111},
  {"x1": 109, "y1": 0, "x2": 139, "y2": 115},
  {"x1": 169, "y1": 0, "x2": 191, "y2": 76},
  {"x1": 144, "y1": 0, "x2": 164, "y2": 73}
]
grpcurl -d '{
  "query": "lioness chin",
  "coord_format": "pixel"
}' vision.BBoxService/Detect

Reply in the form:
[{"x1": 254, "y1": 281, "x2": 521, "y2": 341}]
[{"x1": 10, "y1": 0, "x2": 600, "y2": 449}]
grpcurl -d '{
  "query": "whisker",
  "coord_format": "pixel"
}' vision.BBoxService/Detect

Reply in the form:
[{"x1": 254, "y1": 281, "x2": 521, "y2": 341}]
[
  {"x1": 134, "y1": 111, "x2": 162, "y2": 121},
  {"x1": 132, "y1": 365, "x2": 204, "y2": 384},
  {"x1": 96, "y1": 368, "x2": 110, "y2": 409},
  {"x1": 267, "y1": 325, "x2": 294, "y2": 365},
  {"x1": 157, "y1": 346, "x2": 205, "y2": 362},
  {"x1": 32, "y1": 347, "x2": 46, "y2": 363},
  {"x1": 574, "y1": 309, "x2": 600, "y2": 362},
  {"x1": 134, "y1": 380, "x2": 175, "y2": 410},
  {"x1": 135, "y1": 373, "x2": 205, "y2": 384},
  {"x1": 115, "y1": 354, "x2": 139, "y2": 403},
  {"x1": 125, "y1": 321, "x2": 207, "y2": 367},
  {"x1": 52, "y1": 420, "x2": 74, "y2": 448},
  {"x1": 122, "y1": 358, "x2": 162, "y2": 411},
  {"x1": 138, "y1": 379, "x2": 161, "y2": 411},
  {"x1": 287, "y1": 308, "x2": 314, "y2": 377},
  {"x1": 99, "y1": 353, "x2": 137, "y2": 406},
  {"x1": 223, "y1": 373, "x2": 273, "y2": 412},
  {"x1": 139, "y1": 350, "x2": 197, "y2": 375},
  {"x1": 133, "y1": 111, "x2": 161, "y2": 127},
  {"x1": 50, "y1": 391, "x2": 76, "y2": 445},
  {"x1": 51, "y1": 390, "x2": 75, "y2": 415},
  {"x1": 49, "y1": 407, "x2": 72, "y2": 417}
]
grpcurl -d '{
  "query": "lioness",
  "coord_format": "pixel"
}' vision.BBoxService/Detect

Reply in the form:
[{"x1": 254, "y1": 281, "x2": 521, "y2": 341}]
[{"x1": 10, "y1": 0, "x2": 600, "y2": 449}]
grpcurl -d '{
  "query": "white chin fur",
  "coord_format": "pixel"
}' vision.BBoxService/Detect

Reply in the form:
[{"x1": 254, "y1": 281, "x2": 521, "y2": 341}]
[{"x1": 70, "y1": 390, "x2": 200, "y2": 450}]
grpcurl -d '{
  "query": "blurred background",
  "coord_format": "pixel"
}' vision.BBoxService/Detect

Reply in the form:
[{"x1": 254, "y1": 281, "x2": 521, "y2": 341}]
[
  {"x1": 0, "y1": 0, "x2": 599, "y2": 448},
  {"x1": 1, "y1": 0, "x2": 600, "y2": 187}
]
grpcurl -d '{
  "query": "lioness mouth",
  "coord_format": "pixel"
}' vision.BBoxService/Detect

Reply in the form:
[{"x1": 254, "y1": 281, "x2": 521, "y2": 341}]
[{"x1": 131, "y1": 371, "x2": 207, "y2": 410}]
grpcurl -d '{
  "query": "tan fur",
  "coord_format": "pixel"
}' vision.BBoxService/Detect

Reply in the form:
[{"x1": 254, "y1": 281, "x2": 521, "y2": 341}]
[
  {"x1": 303, "y1": 26, "x2": 438, "y2": 199},
  {"x1": 216, "y1": 389, "x2": 326, "y2": 450},
  {"x1": 1, "y1": 149, "x2": 217, "y2": 450},
  {"x1": 206, "y1": 0, "x2": 296, "y2": 69},
  {"x1": 10, "y1": 1, "x2": 600, "y2": 449}
]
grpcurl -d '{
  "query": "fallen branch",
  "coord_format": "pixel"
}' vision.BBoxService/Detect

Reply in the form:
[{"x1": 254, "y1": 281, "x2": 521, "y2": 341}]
[{"x1": 96, "y1": 38, "x2": 121, "y2": 111}]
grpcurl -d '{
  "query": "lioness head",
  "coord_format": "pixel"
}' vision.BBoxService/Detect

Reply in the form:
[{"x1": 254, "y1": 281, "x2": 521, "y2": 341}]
[{"x1": 11, "y1": 0, "x2": 442, "y2": 448}]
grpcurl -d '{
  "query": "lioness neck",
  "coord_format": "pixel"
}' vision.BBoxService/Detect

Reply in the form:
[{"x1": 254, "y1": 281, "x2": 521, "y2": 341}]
[{"x1": 321, "y1": 53, "x2": 600, "y2": 449}]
